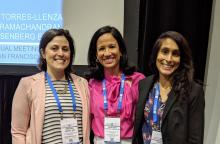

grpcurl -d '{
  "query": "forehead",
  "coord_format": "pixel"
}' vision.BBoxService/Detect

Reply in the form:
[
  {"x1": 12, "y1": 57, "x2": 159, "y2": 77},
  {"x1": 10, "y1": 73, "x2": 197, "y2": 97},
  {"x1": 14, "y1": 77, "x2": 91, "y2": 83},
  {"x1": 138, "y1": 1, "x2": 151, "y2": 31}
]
[
  {"x1": 97, "y1": 33, "x2": 117, "y2": 45},
  {"x1": 47, "y1": 36, "x2": 69, "y2": 45},
  {"x1": 160, "y1": 38, "x2": 179, "y2": 51}
]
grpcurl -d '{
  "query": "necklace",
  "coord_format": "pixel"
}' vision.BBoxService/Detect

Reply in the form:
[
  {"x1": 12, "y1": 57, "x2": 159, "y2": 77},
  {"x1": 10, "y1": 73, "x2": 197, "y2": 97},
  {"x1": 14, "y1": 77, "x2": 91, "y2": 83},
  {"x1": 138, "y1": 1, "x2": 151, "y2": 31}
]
[{"x1": 57, "y1": 83, "x2": 68, "y2": 95}]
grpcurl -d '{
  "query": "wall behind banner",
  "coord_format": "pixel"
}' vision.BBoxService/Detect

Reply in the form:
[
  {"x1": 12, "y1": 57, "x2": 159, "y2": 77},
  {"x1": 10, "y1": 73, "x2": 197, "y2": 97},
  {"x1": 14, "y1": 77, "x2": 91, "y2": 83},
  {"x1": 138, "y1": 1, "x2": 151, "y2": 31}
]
[{"x1": 63, "y1": 0, "x2": 124, "y2": 65}]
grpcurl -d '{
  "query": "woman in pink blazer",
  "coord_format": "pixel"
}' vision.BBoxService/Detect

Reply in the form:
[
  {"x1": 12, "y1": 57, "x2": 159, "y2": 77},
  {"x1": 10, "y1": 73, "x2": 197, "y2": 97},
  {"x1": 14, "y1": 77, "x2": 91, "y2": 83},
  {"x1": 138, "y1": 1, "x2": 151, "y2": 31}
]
[{"x1": 11, "y1": 29, "x2": 90, "y2": 144}]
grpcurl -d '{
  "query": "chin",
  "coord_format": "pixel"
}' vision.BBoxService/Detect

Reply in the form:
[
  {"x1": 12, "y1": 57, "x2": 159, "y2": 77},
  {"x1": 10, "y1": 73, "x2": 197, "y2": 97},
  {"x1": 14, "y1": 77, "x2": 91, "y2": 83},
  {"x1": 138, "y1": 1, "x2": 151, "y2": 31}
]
[
  {"x1": 103, "y1": 64, "x2": 116, "y2": 68},
  {"x1": 54, "y1": 66, "x2": 67, "y2": 71},
  {"x1": 160, "y1": 71, "x2": 174, "y2": 77}
]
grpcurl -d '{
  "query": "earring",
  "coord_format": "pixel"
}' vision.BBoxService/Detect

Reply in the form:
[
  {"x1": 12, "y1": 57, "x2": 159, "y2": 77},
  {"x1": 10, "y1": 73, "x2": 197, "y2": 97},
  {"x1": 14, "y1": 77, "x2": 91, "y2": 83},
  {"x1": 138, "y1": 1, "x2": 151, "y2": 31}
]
[{"x1": 96, "y1": 58, "x2": 99, "y2": 63}]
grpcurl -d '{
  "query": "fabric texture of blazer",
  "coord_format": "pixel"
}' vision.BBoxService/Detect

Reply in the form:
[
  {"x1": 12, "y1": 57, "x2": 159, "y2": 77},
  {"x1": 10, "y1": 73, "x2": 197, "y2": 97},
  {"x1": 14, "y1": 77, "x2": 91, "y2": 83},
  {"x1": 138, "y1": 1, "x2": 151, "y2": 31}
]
[
  {"x1": 11, "y1": 72, "x2": 90, "y2": 144},
  {"x1": 133, "y1": 75, "x2": 205, "y2": 144}
]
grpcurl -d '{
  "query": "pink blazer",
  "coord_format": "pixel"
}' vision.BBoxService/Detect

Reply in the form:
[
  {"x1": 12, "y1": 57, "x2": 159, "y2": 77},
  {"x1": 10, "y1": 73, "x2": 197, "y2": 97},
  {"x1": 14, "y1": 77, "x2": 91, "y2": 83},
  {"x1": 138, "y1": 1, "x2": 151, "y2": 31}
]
[{"x1": 11, "y1": 72, "x2": 90, "y2": 144}]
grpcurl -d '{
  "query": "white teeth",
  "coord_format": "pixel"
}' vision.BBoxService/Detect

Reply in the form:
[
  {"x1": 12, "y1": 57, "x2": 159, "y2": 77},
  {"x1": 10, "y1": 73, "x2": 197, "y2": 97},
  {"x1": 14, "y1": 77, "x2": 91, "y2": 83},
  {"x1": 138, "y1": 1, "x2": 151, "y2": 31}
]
[
  {"x1": 163, "y1": 63, "x2": 172, "y2": 66},
  {"x1": 103, "y1": 57, "x2": 114, "y2": 61},
  {"x1": 104, "y1": 58, "x2": 113, "y2": 60},
  {"x1": 56, "y1": 59, "x2": 65, "y2": 63},
  {"x1": 103, "y1": 56, "x2": 114, "y2": 60},
  {"x1": 161, "y1": 61, "x2": 173, "y2": 67},
  {"x1": 163, "y1": 65, "x2": 172, "y2": 68},
  {"x1": 160, "y1": 62, "x2": 173, "y2": 69},
  {"x1": 103, "y1": 58, "x2": 114, "y2": 63},
  {"x1": 162, "y1": 63, "x2": 172, "y2": 66}
]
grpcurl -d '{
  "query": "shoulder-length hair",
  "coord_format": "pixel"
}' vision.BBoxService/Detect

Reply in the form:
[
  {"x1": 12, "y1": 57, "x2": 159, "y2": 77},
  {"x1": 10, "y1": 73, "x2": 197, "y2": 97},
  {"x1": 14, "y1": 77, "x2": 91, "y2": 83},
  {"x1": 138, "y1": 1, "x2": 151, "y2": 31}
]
[
  {"x1": 87, "y1": 25, "x2": 135, "y2": 80},
  {"x1": 38, "y1": 28, "x2": 75, "y2": 78},
  {"x1": 150, "y1": 31, "x2": 194, "y2": 100}
]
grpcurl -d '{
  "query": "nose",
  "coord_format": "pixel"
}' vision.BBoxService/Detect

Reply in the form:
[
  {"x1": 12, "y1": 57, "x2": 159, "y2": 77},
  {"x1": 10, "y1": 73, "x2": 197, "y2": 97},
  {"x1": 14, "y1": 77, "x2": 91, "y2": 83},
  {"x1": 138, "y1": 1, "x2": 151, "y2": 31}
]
[
  {"x1": 57, "y1": 48, "x2": 64, "y2": 56},
  {"x1": 166, "y1": 53, "x2": 173, "y2": 62},
  {"x1": 103, "y1": 48, "x2": 111, "y2": 56}
]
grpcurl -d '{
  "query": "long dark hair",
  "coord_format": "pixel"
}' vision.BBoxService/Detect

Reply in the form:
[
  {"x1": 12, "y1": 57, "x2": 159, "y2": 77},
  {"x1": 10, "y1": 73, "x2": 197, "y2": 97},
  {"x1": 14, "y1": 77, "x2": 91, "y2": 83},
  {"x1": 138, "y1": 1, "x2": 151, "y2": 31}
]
[
  {"x1": 38, "y1": 28, "x2": 75, "y2": 79},
  {"x1": 87, "y1": 25, "x2": 135, "y2": 80},
  {"x1": 150, "y1": 31, "x2": 194, "y2": 101}
]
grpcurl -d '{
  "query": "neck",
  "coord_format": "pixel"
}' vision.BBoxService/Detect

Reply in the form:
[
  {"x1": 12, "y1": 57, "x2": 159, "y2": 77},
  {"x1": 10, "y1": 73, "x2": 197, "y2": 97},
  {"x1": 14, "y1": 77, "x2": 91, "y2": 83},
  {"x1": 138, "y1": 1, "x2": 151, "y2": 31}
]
[
  {"x1": 104, "y1": 67, "x2": 121, "y2": 77},
  {"x1": 159, "y1": 74, "x2": 172, "y2": 89},
  {"x1": 46, "y1": 70, "x2": 66, "y2": 80}
]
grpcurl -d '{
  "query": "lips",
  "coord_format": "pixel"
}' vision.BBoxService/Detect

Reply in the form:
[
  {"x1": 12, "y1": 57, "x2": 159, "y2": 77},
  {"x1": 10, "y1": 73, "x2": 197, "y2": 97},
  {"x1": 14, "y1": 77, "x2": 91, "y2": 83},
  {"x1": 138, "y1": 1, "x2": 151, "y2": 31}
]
[
  {"x1": 55, "y1": 59, "x2": 66, "y2": 63},
  {"x1": 101, "y1": 56, "x2": 115, "y2": 64},
  {"x1": 103, "y1": 58, "x2": 114, "y2": 64},
  {"x1": 160, "y1": 61, "x2": 175, "y2": 70}
]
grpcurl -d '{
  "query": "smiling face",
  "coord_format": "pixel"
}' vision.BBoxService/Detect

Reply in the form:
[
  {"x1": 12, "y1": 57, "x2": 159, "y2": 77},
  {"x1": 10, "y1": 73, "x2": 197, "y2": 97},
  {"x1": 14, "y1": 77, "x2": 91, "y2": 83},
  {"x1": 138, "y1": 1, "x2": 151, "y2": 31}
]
[
  {"x1": 156, "y1": 38, "x2": 180, "y2": 79},
  {"x1": 96, "y1": 33, "x2": 122, "y2": 73},
  {"x1": 41, "y1": 36, "x2": 70, "y2": 75}
]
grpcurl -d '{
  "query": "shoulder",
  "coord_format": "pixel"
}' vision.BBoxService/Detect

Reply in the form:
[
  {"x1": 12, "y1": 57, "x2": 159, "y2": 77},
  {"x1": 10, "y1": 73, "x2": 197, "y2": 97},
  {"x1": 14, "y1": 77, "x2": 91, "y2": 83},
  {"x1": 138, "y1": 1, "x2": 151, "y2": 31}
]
[
  {"x1": 137, "y1": 75, "x2": 155, "y2": 94},
  {"x1": 139, "y1": 75, "x2": 155, "y2": 85},
  {"x1": 189, "y1": 80, "x2": 205, "y2": 103},
  {"x1": 88, "y1": 78, "x2": 101, "y2": 88},
  {"x1": 15, "y1": 72, "x2": 44, "y2": 97},
  {"x1": 19, "y1": 72, "x2": 44, "y2": 85},
  {"x1": 70, "y1": 73, "x2": 88, "y2": 84},
  {"x1": 127, "y1": 72, "x2": 145, "y2": 81},
  {"x1": 189, "y1": 81, "x2": 204, "y2": 97},
  {"x1": 191, "y1": 81, "x2": 203, "y2": 91},
  {"x1": 133, "y1": 72, "x2": 145, "y2": 78}
]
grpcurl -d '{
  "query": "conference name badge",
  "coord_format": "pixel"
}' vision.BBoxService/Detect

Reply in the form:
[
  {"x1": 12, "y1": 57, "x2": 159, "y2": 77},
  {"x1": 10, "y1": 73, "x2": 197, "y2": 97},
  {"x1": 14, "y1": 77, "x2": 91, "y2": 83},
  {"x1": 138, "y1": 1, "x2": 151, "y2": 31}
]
[
  {"x1": 104, "y1": 117, "x2": 120, "y2": 143},
  {"x1": 150, "y1": 131, "x2": 162, "y2": 144},
  {"x1": 60, "y1": 118, "x2": 79, "y2": 144}
]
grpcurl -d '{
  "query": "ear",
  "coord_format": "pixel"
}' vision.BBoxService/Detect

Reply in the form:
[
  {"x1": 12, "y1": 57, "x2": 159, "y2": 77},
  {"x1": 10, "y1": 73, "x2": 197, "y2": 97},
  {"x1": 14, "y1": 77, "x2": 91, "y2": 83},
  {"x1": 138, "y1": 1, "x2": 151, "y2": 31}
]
[{"x1": 40, "y1": 49, "x2": 46, "y2": 59}]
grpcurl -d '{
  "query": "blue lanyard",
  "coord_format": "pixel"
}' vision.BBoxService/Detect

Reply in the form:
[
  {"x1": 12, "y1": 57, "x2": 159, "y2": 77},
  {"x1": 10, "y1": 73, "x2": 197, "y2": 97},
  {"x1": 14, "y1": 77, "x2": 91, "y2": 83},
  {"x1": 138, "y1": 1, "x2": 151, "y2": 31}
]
[
  {"x1": 45, "y1": 72, "x2": 76, "y2": 114},
  {"x1": 102, "y1": 73, "x2": 125, "y2": 113},
  {"x1": 152, "y1": 82, "x2": 160, "y2": 123}
]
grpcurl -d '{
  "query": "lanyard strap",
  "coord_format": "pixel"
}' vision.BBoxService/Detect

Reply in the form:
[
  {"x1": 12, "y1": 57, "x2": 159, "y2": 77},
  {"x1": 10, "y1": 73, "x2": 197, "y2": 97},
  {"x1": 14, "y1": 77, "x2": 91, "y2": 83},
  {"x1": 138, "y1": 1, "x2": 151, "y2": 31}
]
[
  {"x1": 152, "y1": 82, "x2": 160, "y2": 123},
  {"x1": 102, "y1": 73, "x2": 125, "y2": 113},
  {"x1": 46, "y1": 72, "x2": 76, "y2": 113}
]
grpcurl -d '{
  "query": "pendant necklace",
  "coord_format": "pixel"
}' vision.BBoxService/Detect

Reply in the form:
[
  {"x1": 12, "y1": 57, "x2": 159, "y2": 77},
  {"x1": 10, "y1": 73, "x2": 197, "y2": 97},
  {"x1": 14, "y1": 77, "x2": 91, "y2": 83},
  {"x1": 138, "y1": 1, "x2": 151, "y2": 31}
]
[{"x1": 57, "y1": 82, "x2": 68, "y2": 95}]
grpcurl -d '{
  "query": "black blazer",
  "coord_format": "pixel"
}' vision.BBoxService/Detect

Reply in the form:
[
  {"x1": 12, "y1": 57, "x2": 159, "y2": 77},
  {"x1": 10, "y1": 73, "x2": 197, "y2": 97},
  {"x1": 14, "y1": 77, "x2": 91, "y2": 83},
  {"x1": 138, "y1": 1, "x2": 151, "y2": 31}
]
[{"x1": 133, "y1": 75, "x2": 205, "y2": 144}]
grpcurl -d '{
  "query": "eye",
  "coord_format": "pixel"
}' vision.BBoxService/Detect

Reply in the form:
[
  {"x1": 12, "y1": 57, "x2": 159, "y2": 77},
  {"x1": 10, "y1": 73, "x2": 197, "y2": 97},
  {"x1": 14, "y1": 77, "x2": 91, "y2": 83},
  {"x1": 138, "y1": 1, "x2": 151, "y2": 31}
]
[
  {"x1": 172, "y1": 50, "x2": 180, "y2": 57},
  {"x1": 62, "y1": 47, "x2": 70, "y2": 52},
  {"x1": 50, "y1": 46, "x2": 58, "y2": 51},
  {"x1": 97, "y1": 47, "x2": 105, "y2": 52},
  {"x1": 160, "y1": 48, "x2": 169, "y2": 55},
  {"x1": 109, "y1": 44, "x2": 116, "y2": 49}
]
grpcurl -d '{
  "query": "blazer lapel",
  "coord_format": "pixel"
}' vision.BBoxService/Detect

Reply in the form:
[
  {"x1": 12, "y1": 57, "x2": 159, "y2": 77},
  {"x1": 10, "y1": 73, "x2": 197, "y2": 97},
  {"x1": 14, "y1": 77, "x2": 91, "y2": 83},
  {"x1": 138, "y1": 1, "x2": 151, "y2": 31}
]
[
  {"x1": 134, "y1": 75, "x2": 155, "y2": 135},
  {"x1": 161, "y1": 89, "x2": 178, "y2": 124},
  {"x1": 71, "y1": 74, "x2": 88, "y2": 141},
  {"x1": 33, "y1": 72, "x2": 46, "y2": 144}
]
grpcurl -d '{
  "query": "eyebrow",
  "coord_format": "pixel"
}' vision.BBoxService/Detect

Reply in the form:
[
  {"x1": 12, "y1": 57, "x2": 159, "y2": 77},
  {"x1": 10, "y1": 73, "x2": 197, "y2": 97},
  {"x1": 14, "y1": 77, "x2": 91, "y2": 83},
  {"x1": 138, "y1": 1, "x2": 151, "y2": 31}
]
[{"x1": 160, "y1": 47, "x2": 179, "y2": 50}]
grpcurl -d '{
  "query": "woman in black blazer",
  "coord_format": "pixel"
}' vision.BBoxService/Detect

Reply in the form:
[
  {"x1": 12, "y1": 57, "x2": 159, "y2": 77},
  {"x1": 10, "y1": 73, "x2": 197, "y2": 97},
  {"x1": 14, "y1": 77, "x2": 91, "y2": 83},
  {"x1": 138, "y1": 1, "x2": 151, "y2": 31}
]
[{"x1": 133, "y1": 31, "x2": 205, "y2": 144}]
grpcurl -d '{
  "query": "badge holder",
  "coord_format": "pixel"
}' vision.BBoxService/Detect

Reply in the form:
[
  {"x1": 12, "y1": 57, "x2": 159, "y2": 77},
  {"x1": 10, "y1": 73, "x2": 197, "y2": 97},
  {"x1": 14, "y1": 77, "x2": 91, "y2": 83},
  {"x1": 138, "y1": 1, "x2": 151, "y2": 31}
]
[
  {"x1": 104, "y1": 116, "x2": 120, "y2": 143},
  {"x1": 60, "y1": 112, "x2": 80, "y2": 144}
]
